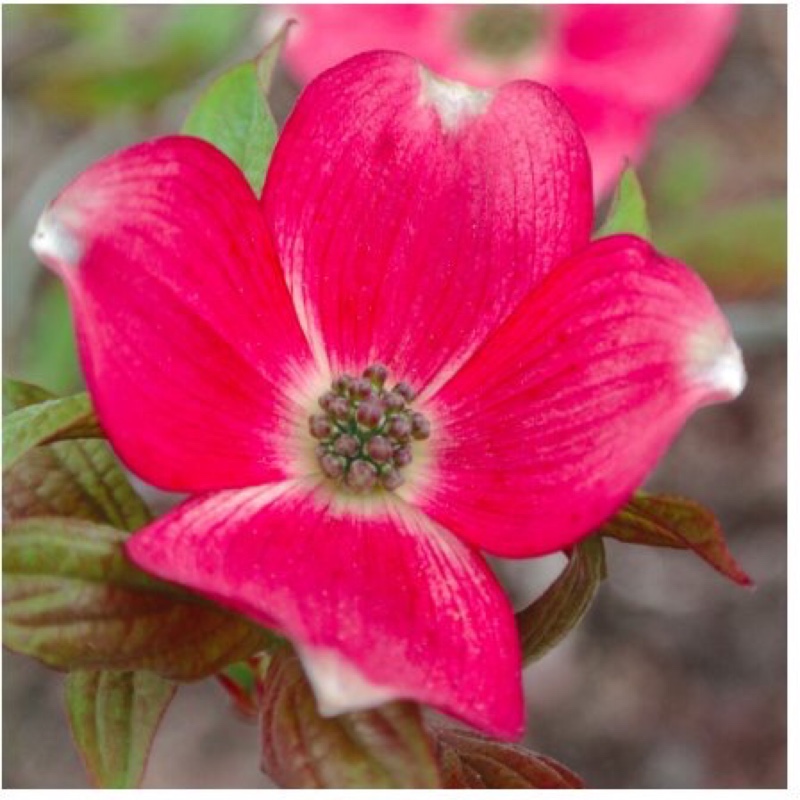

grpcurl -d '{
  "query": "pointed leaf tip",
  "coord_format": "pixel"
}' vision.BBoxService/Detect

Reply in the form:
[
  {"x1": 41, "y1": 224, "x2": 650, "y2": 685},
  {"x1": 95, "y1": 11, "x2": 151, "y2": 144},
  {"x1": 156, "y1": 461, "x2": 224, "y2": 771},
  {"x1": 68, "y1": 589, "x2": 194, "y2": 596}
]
[
  {"x1": 597, "y1": 164, "x2": 652, "y2": 240},
  {"x1": 182, "y1": 36, "x2": 282, "y2": 194},
  {"x1": 601, "y1": 492, "x2": 753, "y2": 587}
]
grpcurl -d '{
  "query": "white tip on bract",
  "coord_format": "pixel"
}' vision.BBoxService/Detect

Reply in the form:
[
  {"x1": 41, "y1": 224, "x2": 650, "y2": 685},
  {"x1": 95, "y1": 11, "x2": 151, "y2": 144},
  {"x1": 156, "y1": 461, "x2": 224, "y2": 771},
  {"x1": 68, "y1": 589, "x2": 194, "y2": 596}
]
[
  {"x1": 30, "y1": 208, "x2": 83, "y2": 271},
  {"x1": 297, "y1": 645, "x2": 399, "y2": 717},
  {"x1": 419, "y1": 67, "x2": 493, "y2": 131},
  {"x1": 688, "y1": 326, "x2": 747, "y2": 401}
]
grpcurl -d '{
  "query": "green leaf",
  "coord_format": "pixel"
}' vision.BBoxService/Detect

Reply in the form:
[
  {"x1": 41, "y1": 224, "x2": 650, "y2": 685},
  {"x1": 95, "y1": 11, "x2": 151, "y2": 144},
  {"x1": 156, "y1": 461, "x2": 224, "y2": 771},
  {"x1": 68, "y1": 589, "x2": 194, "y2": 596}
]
[
  {"x1": 260, "y1": 648, "x2": 441, "y2": 788},
  {"x1": 515, "y1": 537, "x2": 607, "y2": 666},
  {"x1": 3, "y1": 376, "x2": 52, "y2": 414},
  {"x1": 181, "y1": 25, "x2": 291, "y2": 195},
  {"x1": 430, "y1": 724, "x2": 583, "y2": 788},
  {"x1": 596, "y1": 165, "x2": 652, "y2": 240},
  {"x1": 3, "y1": 516, "x2": 274, "y2": 679},
  {"x1": 600, "y1": 492, "x2": 752, "y2": 586},
  {"x1": 2, "y1": 378, "x2": 149, "y2": 530},
  {"x1": 3, "y1": 391, "x2": 102, "y2": 470},
  {"x1": 655, "y1": 199, "x2": 787, "y2": 300},
  {"x1": 66, "y1": 669, "x2": 176, "y2": 788}
]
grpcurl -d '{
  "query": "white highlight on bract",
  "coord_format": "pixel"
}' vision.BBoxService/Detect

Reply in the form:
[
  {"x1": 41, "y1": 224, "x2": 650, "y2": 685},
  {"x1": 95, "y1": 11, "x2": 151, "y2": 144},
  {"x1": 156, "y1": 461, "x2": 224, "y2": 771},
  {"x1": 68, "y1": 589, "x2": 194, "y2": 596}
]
[
  {"x1": 30, "y1": 208, "x2": 83, "y2": 272},
  {"x1": 297, "y1": 644, "x2": 400, "y2": 717},
  {"x1": 418, "y1": 67, "x2": 493, "y2": 131},
  {"x1": 687, "y1": 325, "x2": 747, "y2": 401}
]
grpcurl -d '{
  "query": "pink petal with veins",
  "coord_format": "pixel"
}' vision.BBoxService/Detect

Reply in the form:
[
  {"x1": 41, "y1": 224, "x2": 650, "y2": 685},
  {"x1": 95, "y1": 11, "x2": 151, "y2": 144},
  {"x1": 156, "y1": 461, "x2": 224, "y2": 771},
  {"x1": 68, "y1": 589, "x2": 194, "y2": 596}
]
[
  {"x1": 422, "y1": 235, "x2": 745, "y2": 557},
  {"x1": 126, "y1": 480, "x2": 524, "y2": 739},
  {"x1": 31, "y1": 136, "x2": 314, "y2": 492},
  {"x1": 263, "y1": 51, "x2": 592, "y2": 392}
]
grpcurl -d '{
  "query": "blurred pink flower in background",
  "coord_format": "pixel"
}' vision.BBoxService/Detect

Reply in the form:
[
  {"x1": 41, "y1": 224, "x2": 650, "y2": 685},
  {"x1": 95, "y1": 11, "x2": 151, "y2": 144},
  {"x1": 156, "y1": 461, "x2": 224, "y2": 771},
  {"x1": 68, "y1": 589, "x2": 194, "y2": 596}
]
[{"x1": 275, "y1": 4, "x2": 737, "y2": 196}]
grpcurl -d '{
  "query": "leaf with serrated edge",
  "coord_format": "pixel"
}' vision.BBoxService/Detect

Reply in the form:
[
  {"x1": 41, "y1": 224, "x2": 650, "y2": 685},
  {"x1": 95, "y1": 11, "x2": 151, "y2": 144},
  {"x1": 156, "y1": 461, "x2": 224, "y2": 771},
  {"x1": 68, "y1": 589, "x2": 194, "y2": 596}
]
[
  {"x1": 516, "y1": 537, "x2": 606, "y2": 666},
  {"x1": 430, "y1": 723, "x2": 583, "y2": 788},
  {"x1": 601, "y1": 492, "x2": 752, "y2": 586},
  {"x1": 66, "y1": 669, "x2": 176, "y2": 788},
  {"x1": 596, "y1": 164, "x2": 651, "y2": 240},
  {"x1": 2, "y1": 378, "x2": 149, "y2": 530},
  {"x1": 3, "y1": 517, "x2": 274, "y2": 679},
  {"x1": 3, "y1": 391, "x2": 103, "y2": 470},
  {"x1": 260, "y1": 648, "x2": 441, "y2": 788}
]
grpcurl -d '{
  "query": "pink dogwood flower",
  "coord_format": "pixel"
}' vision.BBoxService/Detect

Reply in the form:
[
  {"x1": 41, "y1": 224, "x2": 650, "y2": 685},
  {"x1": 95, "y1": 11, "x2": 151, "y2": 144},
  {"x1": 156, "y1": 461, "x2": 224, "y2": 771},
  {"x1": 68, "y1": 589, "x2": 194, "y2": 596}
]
[
  {"x1": 32, "y1": 52, "x2": 744, "y2": 739},
  {"x1": 276, "y1": 4, "x2": 737, "y2": 196}
]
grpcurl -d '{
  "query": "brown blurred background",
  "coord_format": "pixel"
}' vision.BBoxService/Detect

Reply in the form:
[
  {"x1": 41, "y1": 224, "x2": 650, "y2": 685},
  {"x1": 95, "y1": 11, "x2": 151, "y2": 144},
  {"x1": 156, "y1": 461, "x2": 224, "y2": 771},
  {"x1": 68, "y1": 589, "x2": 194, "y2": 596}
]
[{"x1": 2, "y1": 4, "x2": 786, "y2": 788}]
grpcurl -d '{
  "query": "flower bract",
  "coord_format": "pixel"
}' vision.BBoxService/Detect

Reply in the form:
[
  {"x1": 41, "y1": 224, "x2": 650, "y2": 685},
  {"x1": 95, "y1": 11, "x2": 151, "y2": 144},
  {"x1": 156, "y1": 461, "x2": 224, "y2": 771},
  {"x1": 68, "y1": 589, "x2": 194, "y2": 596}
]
[
  {"x1": 274, "y1": 3, "x2": 737, "y2": 196},
  {"x1": 31, "y1": 52, "x2": 745, "y2": 739}
]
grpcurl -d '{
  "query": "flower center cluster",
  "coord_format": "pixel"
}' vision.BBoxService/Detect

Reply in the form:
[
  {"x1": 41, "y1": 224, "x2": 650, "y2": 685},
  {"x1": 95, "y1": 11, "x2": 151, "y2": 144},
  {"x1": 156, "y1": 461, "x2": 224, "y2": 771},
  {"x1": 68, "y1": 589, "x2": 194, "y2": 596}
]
[
  {"x1": 461, "y1": 5, "x2": 543, "y2": 61},
  {"x1": 310, "y1": 364, "x2": 431, "y2": 493}
]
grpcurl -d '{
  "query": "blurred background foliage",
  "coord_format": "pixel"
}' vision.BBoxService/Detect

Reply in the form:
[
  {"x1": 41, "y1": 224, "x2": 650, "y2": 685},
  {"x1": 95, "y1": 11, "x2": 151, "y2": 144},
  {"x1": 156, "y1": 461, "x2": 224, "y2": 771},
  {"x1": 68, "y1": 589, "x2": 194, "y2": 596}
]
[{"x1": 2, "y1": 4, "x2": 787, "y2": 789}]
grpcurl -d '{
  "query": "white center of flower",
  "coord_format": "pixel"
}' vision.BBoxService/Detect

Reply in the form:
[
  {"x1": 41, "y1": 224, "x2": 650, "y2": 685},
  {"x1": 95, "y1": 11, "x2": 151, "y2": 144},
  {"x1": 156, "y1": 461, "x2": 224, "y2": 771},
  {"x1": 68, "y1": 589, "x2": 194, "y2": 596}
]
[{"x1": 419, "y1": 67, "x2": 493, "y2": 131}]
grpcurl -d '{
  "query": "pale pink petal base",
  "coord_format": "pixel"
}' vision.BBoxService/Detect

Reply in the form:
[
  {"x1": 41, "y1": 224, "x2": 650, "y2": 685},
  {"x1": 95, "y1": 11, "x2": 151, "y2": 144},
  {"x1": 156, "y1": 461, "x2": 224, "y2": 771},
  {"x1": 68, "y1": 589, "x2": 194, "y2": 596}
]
[
  {"x1": 423, "y1": 235, "x2": 745, "y2": 557},
  {"x1": 31, "y1": 136, "x2": 313, "y2": 493},
  {"x1": 125, "y1": 481, "x2": 524, "y2": 739}
]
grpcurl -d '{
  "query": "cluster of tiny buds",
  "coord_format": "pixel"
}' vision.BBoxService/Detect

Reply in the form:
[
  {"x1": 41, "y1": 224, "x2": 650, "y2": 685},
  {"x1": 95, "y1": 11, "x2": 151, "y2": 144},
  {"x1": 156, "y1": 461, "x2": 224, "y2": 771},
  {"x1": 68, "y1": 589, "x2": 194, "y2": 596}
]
[{"x1": 309, "y1": 363, "x2": 431, "y2": 493}]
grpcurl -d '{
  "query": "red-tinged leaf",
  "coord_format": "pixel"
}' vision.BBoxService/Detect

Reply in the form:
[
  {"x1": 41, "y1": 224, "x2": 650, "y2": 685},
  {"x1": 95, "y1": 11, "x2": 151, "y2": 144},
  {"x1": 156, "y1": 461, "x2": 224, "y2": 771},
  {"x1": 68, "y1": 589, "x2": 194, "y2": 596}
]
[
  {"x1": 217, "y1": 657, "x2": 264, "y2": 719},
  {"x1": 430, "y1": 723, "x2": 584, "y2": 789},
  {"x1": 515, "y1": 537, "x2": 607, "y2": 666},
  {"x1": 600, "y1": 492, "x2": 752, "y2": 586},
  {"x1": 3, "y1": 389, "x2": 102, "y2": 470},
  {"x1": 3, "y1": 517, "x2": 274, "y2": 679},
  {"x1": 65, "y1": 669, "x2": 176, "y2": 788},
  {"x1": 259, "y1": 648, "x2": 441, "y2": 788},
  {"x1": 2, "y1": 377, "x2": 150, "y2": 531}
]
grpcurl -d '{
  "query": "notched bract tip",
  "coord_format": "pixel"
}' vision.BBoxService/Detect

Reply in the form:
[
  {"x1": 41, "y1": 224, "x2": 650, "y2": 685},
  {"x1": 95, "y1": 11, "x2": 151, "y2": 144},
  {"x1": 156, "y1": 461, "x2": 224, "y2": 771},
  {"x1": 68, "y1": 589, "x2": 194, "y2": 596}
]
[{"x1": 418, "y1": 66, "x2": 493, "y2": 132}]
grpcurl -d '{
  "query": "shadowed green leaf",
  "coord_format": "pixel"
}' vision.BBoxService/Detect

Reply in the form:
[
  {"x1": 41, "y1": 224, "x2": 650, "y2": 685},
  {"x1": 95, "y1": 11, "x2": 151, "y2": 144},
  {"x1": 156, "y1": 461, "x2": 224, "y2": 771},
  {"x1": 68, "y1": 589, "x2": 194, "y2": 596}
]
[
  {"x1": 601, "y1": 492, "x2": 752, "y2": 586},
  {"x1": 597, "y1": 165, "x2": 651, "y2": 239},
  {"x1": 66, "y1": 669, "x2": 176, "y2": 788},
  {"x1": 3, "y1": 517, "x2": 274, "y2": 679},
  {"x1": 260, "y1": 648, "x2": 441, "y2": 788},
  {"x1": 515, "y1": 537, "x2": 606, "y2": 666},
  {"x1": 3, "y1": 390, "x2": 102, "y2": 470},
  {"x1": 430, "y1": 723, "x2": 583, "y2": 788}
]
